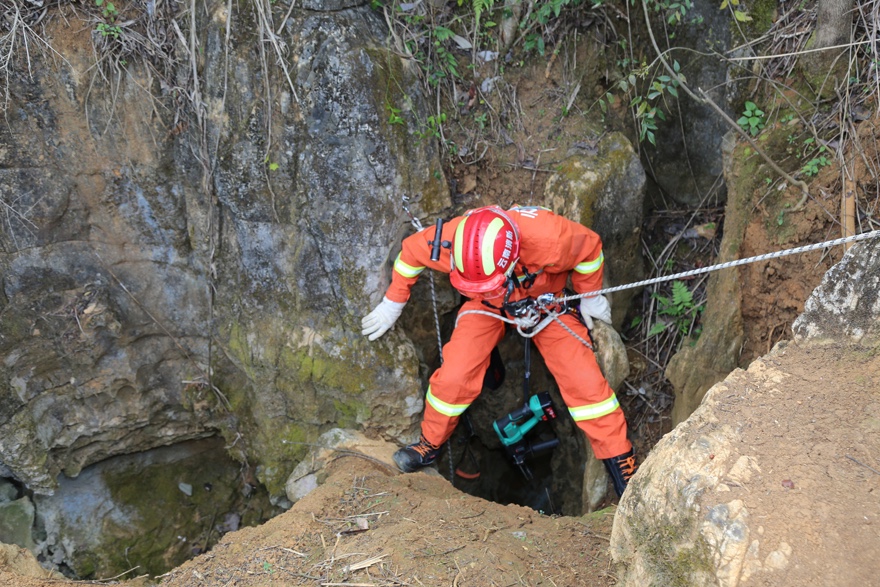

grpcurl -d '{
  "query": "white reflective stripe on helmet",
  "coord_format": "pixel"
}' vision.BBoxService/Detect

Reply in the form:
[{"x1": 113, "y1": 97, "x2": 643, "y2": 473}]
[
  {"x1": 394, "y1": 253, "x2": 425, "y2": 279},
  {"x1": 426, "y1": 386, "x2": 470, "y2": 417},
  {"x1": 575, "y1": 251, "x2": 604, "y2": 275},
  {"x1": 481, "y1": 217, "x2": 505, "y2": 275},
  {"x1": 568, "y1": 393, "x2": 620, "y2": 421}
]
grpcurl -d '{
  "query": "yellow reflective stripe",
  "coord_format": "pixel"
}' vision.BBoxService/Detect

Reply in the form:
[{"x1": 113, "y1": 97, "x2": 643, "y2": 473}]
[
  {"x1": 575, "y1": 251, "x2": 604, "y2": 275},
  {"x1": 394, "y1": 253, "x2": 425, "y2": 279},
  {"x1": 426, "y1": 387, "x2": 470, "y2": 417},
  {"x1": 568, "y1": 393, "x2": 620, "y2": 421},
  {"x1": 481, "y1": 217, "x2": 505, "y2": 275},
  {"x1": 454, "y1": 218, "x2": 467, "y2": 272}
]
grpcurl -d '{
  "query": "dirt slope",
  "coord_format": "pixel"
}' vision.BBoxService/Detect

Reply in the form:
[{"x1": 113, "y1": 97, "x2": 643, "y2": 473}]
[{"x1": 0, "y1": 458, "x2": 617, "y2": 587}]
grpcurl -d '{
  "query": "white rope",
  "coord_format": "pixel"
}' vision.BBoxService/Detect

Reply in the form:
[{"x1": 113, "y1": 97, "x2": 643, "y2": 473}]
[
  {"x1": 397, "y1": 206, "x2": 879, "y2": 381},
  {"x1": 450, "y1": 229, "x2": 880, "y2": 346},
  {"x1": 554, "y1": 229, "x2": 880, "y2": 304}
]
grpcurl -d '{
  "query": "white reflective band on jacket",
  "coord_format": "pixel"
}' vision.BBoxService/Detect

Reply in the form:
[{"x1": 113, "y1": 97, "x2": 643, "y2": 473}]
[
  {"x1": 426, "y1": 386, "x2": 470, "y2": 417},
  {"x1": 568, "y1": 393, "x2": 620, "y2": 421},
  {"x1": 574, "y1": 251, "x2": 604, "y2": 275},
  {"x1": 394, "y1": 253, "x2": 425, "y2": 279}
]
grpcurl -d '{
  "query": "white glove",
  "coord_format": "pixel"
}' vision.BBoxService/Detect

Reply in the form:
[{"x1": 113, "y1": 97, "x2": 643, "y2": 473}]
[
  {"x1": 361, "y1": 296, "x2": 407, "y2": 341},
  {"x1": 579, "y1": 294, "x2": 612, "y2": 330}
]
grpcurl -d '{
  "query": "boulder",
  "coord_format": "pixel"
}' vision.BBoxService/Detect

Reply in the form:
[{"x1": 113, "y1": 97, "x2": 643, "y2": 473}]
[
  {"x1": 544, "y1": 131, "x2": 647, "y2": 328},
  {"x1": 0, "y1": 498, "x2": 35, "y2": 550},
  {"x1": 611, "y1": 235, "x2": 880, "y2": 586},
  {"x1": 285, "y1": 428, "x2": 399, "y2": 504},
  {"x1": 792, "y1": 238, "x2": 880, "y2": 345}
]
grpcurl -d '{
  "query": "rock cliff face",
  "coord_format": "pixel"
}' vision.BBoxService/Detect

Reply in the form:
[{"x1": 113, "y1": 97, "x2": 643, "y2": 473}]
[
  {"x1": 0, "y1": 2, "x2": 446, "y2": 503},
  {"x1": 0, "y1": 1, "x2": 447, "y2": 576}
]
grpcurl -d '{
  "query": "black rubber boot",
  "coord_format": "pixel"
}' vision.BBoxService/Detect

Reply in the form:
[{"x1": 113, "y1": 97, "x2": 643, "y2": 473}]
[
  {"x1": 393, "y1": 435, "x2": 441, "y2": 473},
  {"x1": 603, "y1": 449, "x2": 638, "y2": 497}
]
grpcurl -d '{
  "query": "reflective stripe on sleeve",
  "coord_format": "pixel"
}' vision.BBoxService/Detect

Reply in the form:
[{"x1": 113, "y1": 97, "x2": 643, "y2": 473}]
[
  {"x1": 574, "y1": 251, "x2": 604, "y2": 275},
  {"x1": 568, "y1": 393, "x2": 620, "y2": 421},
  {"x1": 394, "y1": 253, "x2": 425, "y2": 279},
  {"x1": 426, "y1": 386, "x2": 470, "y2": 417}
]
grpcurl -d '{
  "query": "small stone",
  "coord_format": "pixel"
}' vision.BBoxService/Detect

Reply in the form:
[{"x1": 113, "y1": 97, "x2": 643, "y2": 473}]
[{"x1": 178, "y1": 482, "x2": 193, "y2": 496}]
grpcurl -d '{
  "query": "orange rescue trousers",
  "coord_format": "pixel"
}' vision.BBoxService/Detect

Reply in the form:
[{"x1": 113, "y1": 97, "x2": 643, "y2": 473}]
[{"x1": 420, "y1": 299, "x2": 632, "y2": 460}]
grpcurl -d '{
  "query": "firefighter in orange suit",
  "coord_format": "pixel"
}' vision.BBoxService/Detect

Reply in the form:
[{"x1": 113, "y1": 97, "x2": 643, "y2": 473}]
[{"x1": 362, "y1": 205, "x2": 637, "y2": 496}]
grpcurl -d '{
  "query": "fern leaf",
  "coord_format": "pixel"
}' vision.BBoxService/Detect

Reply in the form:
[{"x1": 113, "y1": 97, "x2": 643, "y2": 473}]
[{"x1": 671, "y1": 280, "x2": 693, "y2": 308}]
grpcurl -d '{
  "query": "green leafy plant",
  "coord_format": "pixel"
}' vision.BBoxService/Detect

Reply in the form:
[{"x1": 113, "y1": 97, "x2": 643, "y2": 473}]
[
  {"x1": 96, "y1": 0, "x2": 118, "y2": 17},
  {"x1": 609, "y1": 60, "x2": 683, "y2": 145},
  {"x1": 776, "y1": 203, "x2": 790, "y2": 226},
  {"x1": 96, "y1": 22, "x2": 121, "y2": 38},
  {"x1": 801, "y1": 145, "x2": 830, "y2": 176},
  {"x1": 416, "y1": 112, "x2": 446, "y2": 140},
  {"x1": 648, "y1": 281, "x2": 703, "y2": 338},
  {"x1": 387, "y1": 104, "x2": 404, "y2": 126},
  {"x1": 650, "y1": 0, "x2": 695, "y2": 25},
  {"x1": 719, "y1": 0, "x2": 751, "y2": 22},
  {"x1": 264, "y1": 156, "x2": 280, "y2": 171},
  {"x1": 737, "y1": 101, "x2": 765, "y2": 136},
  {"x1": 802, "y1": 155, "x2": 829, "y2": 176},
  {"x1": 95, "y1": 0, "x2": 122, "y2": 38}
]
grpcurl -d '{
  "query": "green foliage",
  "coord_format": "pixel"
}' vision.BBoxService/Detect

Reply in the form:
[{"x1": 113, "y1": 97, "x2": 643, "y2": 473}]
[
  {"x1": 471, "y1": 0, "x2": 495, "y2": 24},
  {"x1": 801, "y1": 145, "x2": 830, "y2": 176},
  {"x1": 96, "y1": 0, "x2": 118, "y2": 17},
  {"x1": 648, "y1": 281, "x2": 703, "y2": 338},
  {"x1": 801, "y1": 155, "x2": 830, "y2": 176},
  {"x1": 416, "y1": 113, "x2": 447, "y2": 140},
  {"x1": 737, "y1": 101, "x2": 765, "y2": 136},
  {"x1": 719, "y1": 0, "x2": 752, "y2": 22},
  {"x1": 387, "y1": 104, "x2": 404, "y2": 126},
  {"x1": 96, "y1": 22, "x2": 121, "y2": 38},
  {"x1": 776, "y1": 203, "x2": 790, "y2": 226},
  {"x1": 94, "y1": 0, "x2": 122, "y2": 38},
  {"x1": 613, "y1": 60, "x2": 682, "y2": 145},
  {"x1": 646, "y1": 0, "x2": 695, "y2": 25}
]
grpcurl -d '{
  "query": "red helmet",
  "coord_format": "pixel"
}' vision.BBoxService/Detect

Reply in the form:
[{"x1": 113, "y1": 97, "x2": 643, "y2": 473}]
[{"x1": 449, "y1": 206, "x2": 520, "y2": 297}]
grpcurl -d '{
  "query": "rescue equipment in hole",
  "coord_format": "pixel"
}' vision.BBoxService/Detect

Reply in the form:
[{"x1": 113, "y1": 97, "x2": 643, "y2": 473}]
[{"x1": 492, "y1": 334, "x2": 560, "y2": 480}]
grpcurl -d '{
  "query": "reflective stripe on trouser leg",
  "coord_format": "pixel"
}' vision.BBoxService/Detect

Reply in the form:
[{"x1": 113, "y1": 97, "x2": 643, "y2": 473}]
[
  {"x1": 426, "y1": 386, "x2": 470, "y2": 418},
  {"x1": 568, "y1": 394, "x2": 621, "y2": 422},
  {"x1": 421, "y1": 299, "x2": 507, "y2": 446},
  {"x1": 532, "y1": 312, "x2": 631, "y2": 459}
]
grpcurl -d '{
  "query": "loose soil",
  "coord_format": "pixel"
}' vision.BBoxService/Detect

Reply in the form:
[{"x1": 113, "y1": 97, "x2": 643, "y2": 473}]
[{"x1": 705, "y1": 341, "x2": 880, "y2": 587}]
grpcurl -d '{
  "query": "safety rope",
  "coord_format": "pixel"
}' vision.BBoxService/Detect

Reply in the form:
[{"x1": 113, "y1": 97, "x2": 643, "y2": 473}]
[
  {"x1": 451, "y1": 229, "x2": 880, "y2": 348},
  {"x1": 401, "y1": 200, "x2": 445, "y2": 360},
  {"x1": 553, "y1": 229, "x2": 880, "y2": 304},
  {"x1": 454, "y1": 307, "x2": 592, "y2": 348}
]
